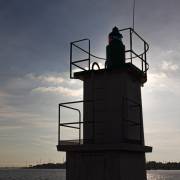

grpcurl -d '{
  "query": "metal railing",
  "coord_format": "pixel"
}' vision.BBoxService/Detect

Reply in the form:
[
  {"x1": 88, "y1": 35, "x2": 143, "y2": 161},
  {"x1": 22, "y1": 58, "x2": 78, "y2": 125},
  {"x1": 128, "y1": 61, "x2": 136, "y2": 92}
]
[
  {"x1": 58, "y1": 97, "x2": 143, "y2": 146},
  {"x1": 70, "y1": 27, "x2": 149, "y2": 79},
  {"x1": 120, "y1": 28, "x2": 149, "y2": 74},
  {"x1": 70, "y1": 39, "x2": 90, "y2": 78},
  {"x1": 58, "y1": 100, "x2": 95, "y2": 145},
  {"x1": 58, "y1": 100, "x2": 82, "y2": 145}
]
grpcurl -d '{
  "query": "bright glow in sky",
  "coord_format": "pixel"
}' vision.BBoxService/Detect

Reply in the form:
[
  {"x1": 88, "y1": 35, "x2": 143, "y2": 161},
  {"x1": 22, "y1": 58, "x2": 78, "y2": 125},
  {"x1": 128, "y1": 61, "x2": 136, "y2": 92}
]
[{"x1": 0, "y1": 0, "x2": 180, "y2": 167}]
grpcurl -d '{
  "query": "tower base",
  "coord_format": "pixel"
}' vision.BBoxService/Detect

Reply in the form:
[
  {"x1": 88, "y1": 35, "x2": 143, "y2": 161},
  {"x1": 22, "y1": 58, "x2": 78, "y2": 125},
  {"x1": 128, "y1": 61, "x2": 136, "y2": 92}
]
[
  {"x1": 62, "y1": 144, "x2": 152, "y2": 180},
  {"x1": 67, "y1": 151, "x2": 146, "y2": 180}
]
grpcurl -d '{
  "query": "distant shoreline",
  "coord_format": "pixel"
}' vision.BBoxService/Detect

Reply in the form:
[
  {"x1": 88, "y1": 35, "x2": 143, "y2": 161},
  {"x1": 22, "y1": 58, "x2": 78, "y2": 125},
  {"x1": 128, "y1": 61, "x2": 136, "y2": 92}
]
[
  {"x1": 146, "y1": 161, "x2": 180, "y2": 170},
  {"x1": 28, "y1": 163, "x2": 66, "y2": 169},
  {"x1": 1, "y1": 161, "x2": 180, "y2": 170},
  {"x1": 24, "y1": 161, "x2": 180, "y2": 170}
]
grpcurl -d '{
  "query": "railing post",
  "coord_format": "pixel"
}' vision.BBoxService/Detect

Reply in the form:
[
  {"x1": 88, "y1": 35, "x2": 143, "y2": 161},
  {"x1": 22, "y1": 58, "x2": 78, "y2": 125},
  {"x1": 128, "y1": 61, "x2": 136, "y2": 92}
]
[
  {"x1": 70, "y1": 42, "x2": 73, "y2": 78},
  {"x1": 141, "y1": 54, "x2": 143, "y2": 72},
  {"x1": 58, "y1": 104, "x2": 61, "y2": 145},
  {"x1": 88, "y1": 40, "x2": 90, "y2": 70},
  {"x1": 130, "y1": 28, "x2": 133, "y2": 64},
  {"x1": 144, "y1": 42, "x2": 147, "y2": 73},
  {"x1": 79, "y1": 111, "x2": 81, "y2": 144}
]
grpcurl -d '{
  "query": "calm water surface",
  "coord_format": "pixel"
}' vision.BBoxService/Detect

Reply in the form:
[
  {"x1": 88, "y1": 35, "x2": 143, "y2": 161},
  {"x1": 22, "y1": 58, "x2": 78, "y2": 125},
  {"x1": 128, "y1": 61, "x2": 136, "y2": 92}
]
[
  {"x1": 0, "y1": 169, "x2": 180, "y2": 180},
  {"x1": 147, "y1": 170, "x2": 180, "y2": 180},
  {"x1": 0, "y1": 169, "x2": 65, "y2": 180}
]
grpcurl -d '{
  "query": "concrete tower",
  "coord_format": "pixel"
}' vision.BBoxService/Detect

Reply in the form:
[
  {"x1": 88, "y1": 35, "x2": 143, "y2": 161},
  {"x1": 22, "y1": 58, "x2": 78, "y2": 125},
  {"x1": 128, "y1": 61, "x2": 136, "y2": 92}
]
[{"x1": 57, "y1": 27, "x2": 152, "y2": 180}]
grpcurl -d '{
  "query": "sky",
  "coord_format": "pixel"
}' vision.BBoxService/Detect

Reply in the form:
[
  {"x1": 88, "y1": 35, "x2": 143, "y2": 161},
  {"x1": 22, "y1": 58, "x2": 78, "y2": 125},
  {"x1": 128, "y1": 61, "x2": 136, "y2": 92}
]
[{"x1": 0, "y1": 0, "x2": 180, "y2": 167}]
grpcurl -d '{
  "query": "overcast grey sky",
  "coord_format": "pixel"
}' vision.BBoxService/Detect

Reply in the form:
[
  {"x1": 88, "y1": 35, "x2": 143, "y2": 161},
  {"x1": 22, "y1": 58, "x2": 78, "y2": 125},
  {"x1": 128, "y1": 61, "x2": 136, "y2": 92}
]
[{"x1": 0, "y1": 0, "x2": 180, "y2": 167}]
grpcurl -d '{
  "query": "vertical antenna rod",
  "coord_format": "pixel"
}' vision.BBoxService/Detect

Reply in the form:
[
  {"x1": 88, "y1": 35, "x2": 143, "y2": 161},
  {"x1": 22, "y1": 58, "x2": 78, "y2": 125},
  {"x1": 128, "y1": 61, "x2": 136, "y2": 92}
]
[{"x1": 133, "y1": 0, "x2": 136, "y2": 30}]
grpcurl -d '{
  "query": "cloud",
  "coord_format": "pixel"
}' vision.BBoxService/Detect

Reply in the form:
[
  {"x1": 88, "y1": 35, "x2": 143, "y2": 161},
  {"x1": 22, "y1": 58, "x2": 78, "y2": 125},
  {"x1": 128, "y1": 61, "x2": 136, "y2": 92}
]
[
  {"x1": 27, "y1": 72, "x2": 83, "y2": 97},
  {"x1": 27, "y1": 73, "x2": 64, "y2": 84},
  {"x1": 0, "y1": 90, "x2": 11, "y2": 97},
  {"x1": 0, "y1": 125, "x2": 22, "y2": 131},
  {"x1": 146, "y1": 52, "x2": 180, "y2": 92},
  {"x1": 147, "y1": 72, "x2": 168, "y2": 89},
  {"x1": 1, "y1": 0, "x2": 180, "y2": 164},
  {"x1": 32, "y1": 86, "x2": 82, "y2": 97},
  {"x1": 161, "y1": 61, "x2": 179, "y2": 71}
]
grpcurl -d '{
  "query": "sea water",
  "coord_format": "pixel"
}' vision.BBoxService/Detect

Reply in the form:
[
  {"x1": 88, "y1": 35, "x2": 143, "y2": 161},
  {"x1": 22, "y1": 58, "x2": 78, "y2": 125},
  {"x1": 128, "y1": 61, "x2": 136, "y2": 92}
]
[
  {"x1": 0, "y1": 169, "x2": 65, "y2": 180},
  {"x1": 0, "y1": 169, "x2": 180, "y2": 180},
  {"x1": 147, "y1": 170, "x2": 180, "y2": 180}
]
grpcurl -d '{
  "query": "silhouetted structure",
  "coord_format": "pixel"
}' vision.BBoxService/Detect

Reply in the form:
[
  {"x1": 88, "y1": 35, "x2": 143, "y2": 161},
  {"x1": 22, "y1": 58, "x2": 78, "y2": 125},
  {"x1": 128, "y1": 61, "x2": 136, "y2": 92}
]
[{"x1": 57, "y1": 27, "x2": 152, "y2": 180}]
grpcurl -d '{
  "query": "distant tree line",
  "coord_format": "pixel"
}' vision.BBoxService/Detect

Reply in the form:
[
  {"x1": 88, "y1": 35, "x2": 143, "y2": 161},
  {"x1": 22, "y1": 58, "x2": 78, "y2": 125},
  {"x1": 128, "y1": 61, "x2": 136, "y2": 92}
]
[
  {"x1": 146, "y1": 161, "x2": 180, "y2": 170},
  {"x1": 28, "y1": 162, "x2": 66, "y2": 169},
  {"x1": 28, "y1": 161, "x2": 180, "y2": 170}
]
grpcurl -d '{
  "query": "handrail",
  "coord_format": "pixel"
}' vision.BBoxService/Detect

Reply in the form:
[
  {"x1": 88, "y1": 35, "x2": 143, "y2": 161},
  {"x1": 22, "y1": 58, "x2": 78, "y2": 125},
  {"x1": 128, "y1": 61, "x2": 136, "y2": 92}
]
[
  {"x1": 70, "y1": 27, "x2": 149, "y2": 80},
  {"x1": 58, "y1": 97, "x2": 143, "y2": 146},
  {"x1": 70, "y1": 39, "x2": 90, "y2": 78},
  {"x1": 58, "y1": 100, "x2": 94, "y2": 145},
  {"x1": 60, "y1": 100, "x2": 92, "y2": 105},
  {"x1": 71, "y1": 38, "x2": 90, "y2": 44},
  {"x1": 58, "y1": 102, "x2": 81, "y2": 144}
]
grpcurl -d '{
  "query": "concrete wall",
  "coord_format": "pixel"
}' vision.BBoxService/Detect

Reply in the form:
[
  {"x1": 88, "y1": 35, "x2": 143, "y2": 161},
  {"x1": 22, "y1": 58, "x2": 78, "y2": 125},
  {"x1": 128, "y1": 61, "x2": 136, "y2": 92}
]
[
  {"x1": 83, "y1": 70, "x2": 144, "y2": 144},
  {"x1": 66, "y1": 151, "x2": 147, "y2": 180}
]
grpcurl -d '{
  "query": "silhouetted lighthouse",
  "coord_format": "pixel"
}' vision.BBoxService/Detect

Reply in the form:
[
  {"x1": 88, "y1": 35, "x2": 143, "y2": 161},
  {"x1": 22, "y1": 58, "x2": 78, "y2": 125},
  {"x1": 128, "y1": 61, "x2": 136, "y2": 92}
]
[{"x1": 57, "y1": 27, "x2": 152, "y2": 180}]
